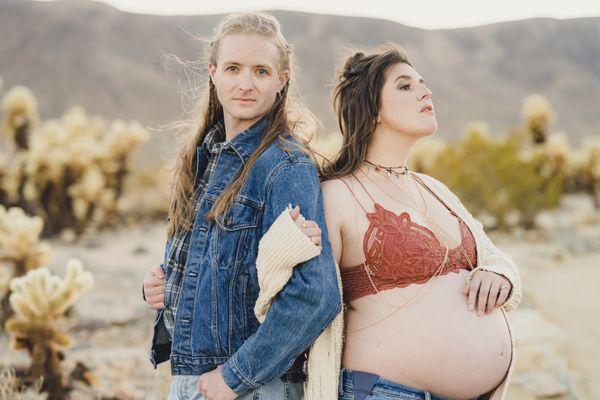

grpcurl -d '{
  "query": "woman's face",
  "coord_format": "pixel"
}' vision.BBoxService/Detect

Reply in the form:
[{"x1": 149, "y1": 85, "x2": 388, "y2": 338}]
[{"x1": 378, "y1": 62, "x2": 437, "y2": 138}]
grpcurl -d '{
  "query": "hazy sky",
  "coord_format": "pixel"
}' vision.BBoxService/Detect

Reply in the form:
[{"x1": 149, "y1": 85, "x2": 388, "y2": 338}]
[{"x1": 56, "y1": 0, "x2": 600, "y2": 29}]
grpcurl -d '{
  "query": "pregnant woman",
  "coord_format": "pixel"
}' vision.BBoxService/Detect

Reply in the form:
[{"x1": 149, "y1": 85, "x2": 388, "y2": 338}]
[{"x1": 310, "y1": 45, "x2": 521, "y2": 400}]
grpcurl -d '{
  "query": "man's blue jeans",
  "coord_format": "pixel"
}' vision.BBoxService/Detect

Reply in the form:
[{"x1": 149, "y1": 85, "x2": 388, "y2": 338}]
[{"x1": 166, "y1": 375, "x2": 303, "y2": 400}]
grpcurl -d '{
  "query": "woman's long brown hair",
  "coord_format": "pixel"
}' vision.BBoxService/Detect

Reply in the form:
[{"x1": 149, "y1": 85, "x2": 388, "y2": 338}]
[
  {"x1": 167, "y1": 12, "x2": 318, "y2": 238},
  {"x1": 319, "y1": 44, "x2": 413, "y2": 180}
]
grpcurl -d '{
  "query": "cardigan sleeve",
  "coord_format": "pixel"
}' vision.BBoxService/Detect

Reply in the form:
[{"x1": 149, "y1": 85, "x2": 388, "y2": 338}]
[
  {"x1": 420, "y1": 174, "x2": 522, "y2": 312},
  {"x1": 254, "y1": 206, "x2": 322, "y2": 322}
]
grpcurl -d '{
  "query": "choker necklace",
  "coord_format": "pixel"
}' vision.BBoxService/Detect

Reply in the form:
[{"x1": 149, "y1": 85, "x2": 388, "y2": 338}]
[{"x1": 364, "y1": 160, "x2": 409, "y2": 177}]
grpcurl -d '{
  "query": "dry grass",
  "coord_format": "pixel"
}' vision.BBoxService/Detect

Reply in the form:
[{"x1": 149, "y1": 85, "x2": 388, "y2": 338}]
[{"x1": 0, "y1": 367, "x2": 45, "y2": 400}]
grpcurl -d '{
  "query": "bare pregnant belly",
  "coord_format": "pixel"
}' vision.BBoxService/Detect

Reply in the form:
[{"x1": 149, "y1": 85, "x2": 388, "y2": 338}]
[{"x1": 342, "y1": 269, "x2": 512, "y2": 400}]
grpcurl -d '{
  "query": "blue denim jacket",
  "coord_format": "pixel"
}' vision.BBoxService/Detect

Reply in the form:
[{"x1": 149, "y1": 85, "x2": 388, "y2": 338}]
[{"x1": 149, "y1": 117, "x2": 342, "y2": 394}]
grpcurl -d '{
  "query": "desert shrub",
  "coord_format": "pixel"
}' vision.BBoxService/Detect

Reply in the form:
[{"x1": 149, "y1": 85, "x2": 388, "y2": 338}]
[{"x1": 410, "y1": 122, "x2": 563, "y2": 229}]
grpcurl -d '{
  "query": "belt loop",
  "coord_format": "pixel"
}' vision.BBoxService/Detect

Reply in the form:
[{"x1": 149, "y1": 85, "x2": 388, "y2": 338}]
[{"x1": 424, "y1": 392, "x2": 432, "y2": 400}]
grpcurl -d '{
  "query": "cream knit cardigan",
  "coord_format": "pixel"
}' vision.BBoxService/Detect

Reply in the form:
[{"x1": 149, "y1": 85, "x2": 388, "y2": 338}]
[{"x1": 253, "y1": 172, "x2": 522, "y2": 400}]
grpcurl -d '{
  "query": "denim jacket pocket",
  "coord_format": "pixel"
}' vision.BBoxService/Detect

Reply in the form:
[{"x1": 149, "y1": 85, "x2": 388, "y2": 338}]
[{"x1": 213, "y1": 198, "x2": 262, "y2": 270}]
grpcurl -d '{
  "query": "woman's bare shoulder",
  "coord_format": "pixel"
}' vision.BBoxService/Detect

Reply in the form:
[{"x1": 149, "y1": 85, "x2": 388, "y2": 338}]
[
  {"x1": 321, "y1": 177, "x2": 354, "y2": 199},
  {"x1": 321, "y1": 177, "x2": 355, "y2": 218}
]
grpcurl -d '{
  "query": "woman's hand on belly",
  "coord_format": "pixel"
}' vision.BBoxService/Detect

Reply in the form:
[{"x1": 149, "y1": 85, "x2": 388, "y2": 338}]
[{"x1": 463, "y1": 270, "x2": 512, "y2": 316}]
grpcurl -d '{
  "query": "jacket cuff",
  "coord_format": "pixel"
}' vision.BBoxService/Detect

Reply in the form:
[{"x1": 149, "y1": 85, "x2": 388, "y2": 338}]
[
  {"x1": 221, "y1": 357, "x2": 259, "y2": 395},
  {"x1": 467, "y1": 262, "x2": 522, "y2": 312}
]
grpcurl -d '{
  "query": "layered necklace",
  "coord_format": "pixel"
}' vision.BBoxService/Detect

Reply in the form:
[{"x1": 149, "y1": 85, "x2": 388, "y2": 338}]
[
  {"x1": 363, "y1": 160, "x2": 409, "y2": 178},
  {"x1": 346, "y1": 160, "x2": 474, "y2": 333}
]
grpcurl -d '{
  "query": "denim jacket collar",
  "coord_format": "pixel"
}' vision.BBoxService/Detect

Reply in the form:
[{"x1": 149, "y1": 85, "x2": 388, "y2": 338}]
[
  {"x1": 225, "y1": 115, "x2": 269, "y2": 164},
  {"x1": 193, "y1": 116, "x2": 269, "y2": 185}
]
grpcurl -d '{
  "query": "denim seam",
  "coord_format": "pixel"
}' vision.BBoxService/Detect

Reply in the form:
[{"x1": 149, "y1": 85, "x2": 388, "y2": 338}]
[
  {"x1": 230, "y1": 355, "x2": 262, "y2": 390},
  {"x1": 263, "y1": 160, "x2": 315, "y2": 203}
]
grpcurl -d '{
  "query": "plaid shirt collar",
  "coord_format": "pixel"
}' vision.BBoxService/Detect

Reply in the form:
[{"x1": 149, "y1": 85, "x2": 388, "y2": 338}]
[
  {"x1": 201, "y1": 120, "x2": 227, "y2": 155},
  {"x1": 200, "y1": 116, "x2": 269, "y2": 162}
]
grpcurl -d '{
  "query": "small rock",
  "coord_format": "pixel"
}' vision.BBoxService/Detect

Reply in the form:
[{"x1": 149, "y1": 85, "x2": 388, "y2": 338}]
[
  {"x1": 83, "y1": 235, "x2": 103, "y2": 249},
  {"x1": 132, "y1": 245, "x2": 148, "y2": 255}
]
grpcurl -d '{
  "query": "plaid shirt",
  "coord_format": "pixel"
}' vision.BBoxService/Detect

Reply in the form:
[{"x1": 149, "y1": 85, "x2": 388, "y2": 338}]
[{"x1": 162, "y1": 122, "x2": 227, "y2": 339}]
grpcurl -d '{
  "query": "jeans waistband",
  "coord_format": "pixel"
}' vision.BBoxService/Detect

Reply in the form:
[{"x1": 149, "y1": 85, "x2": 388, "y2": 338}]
[{"x1": 339, "y1": 367, "x2": 480, "y2": 400}]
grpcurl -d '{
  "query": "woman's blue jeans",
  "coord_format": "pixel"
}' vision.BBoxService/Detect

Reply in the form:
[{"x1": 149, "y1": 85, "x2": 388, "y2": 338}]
[{"x1": 338, "y1": 368, "x2": 481, "y2": 400}]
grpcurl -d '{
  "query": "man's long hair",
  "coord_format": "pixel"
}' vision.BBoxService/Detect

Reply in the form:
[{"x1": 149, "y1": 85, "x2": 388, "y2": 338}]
[{"x1": 167, "y1": 12, "x2": 318, "y2": 238}]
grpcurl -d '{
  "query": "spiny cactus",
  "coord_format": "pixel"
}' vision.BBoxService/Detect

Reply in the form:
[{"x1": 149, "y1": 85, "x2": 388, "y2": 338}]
[
  {"x1": 1, "y1": 101, "x2": 149, "y2": 236},
  {"x1": 5, "y1": 259, "x2": 93, "y2": 400},
  {"x1": 522, "y1": 94, "x2": 554, "y2": 145},
  {"x1": 570, "y1": 136, "x2": 600, "y2": 208},
  {"x1": 0, "y1": 261, "x2": 10, "y2": 300},
  {"x1": 0, "y1": 153, "x2": 7, "y2": 205},
  {"x1": 0, "y1": 205, "x2": 52, "y2": 324},
  {"x1": 1, "y1": 86, "x2": 38, "y2": 150}
]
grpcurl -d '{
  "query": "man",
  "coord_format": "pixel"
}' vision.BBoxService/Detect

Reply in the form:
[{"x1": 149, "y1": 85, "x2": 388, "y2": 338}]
[{"x1": 143, "y1": 12, "x2": 341, "y2": 400}]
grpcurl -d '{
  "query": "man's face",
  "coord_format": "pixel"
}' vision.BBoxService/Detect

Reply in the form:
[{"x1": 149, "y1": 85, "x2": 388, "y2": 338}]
[{"x1": 209, "y1": 33, "x2": 289, "y2": 129}]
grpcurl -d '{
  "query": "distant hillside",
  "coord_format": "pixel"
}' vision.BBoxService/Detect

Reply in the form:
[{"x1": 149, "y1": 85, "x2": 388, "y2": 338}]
[{"x1": 0, "y1": 0, "x2": 598, "y2": 156}]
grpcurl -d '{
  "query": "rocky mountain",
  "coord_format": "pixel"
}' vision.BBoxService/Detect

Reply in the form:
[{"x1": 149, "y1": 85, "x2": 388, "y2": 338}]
[{"x1": 0, "y1": 0, "x2": 598, "y2": 153}]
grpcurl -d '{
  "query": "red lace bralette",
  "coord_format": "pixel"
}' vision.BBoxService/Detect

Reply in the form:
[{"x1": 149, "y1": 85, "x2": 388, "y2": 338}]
[{"x1": 339, "y1": 174, "x2": 477, "y2": 303}]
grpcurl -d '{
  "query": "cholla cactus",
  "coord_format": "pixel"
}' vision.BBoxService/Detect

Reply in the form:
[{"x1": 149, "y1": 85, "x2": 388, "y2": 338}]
[
  {"x1": 0, "y1": 83, "x2": 150, "y2": 236},
  {"x1": 117, "y1": 162, "x2": 170, "y2": 223},
  {"x1": 0, "y1": 262, "x2": 10, "y2": 299},
  {"x1": 1, "y1": 86, "x2": 39, "y2": 150},
  {"x1": 0, "y1": 206, "x2": 53, "y2": 273},
  {"x1": 97, "y1": 119, "x2": 150, "y2": 200},
  {"x1": 5, "y1": 259, "x2": 93, "y2": 399},
  {"x1": 0, "y1": 205, "x2": 52, "y2": 324},
  {"x1": 522, "y1": 94, "x2": 555, "y2": 144},
  {"x1": 15, "y1": 107, "x2": 149, "y2": 235},
  {"x1": 570, "y1": 136, "x2": 600, "y2": 208},
  {"x1": 0, "y1": 153, "x2": 7, "y2": 204}
]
